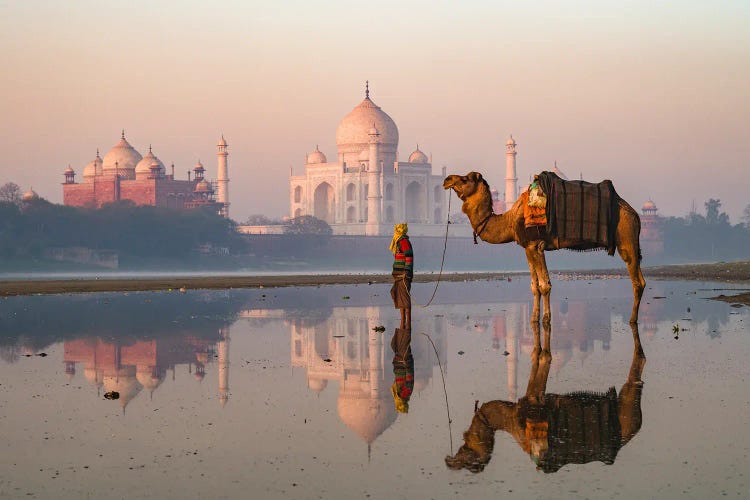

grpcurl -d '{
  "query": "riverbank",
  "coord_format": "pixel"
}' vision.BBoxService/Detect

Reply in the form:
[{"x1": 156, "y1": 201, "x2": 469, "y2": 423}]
[{"x1": 1, "y1": 261, "x2": 748, "y2": 298}]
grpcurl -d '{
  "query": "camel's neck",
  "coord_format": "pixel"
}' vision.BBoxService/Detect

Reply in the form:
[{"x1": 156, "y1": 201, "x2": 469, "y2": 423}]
[
  {"x1": 479, "y1": 401, "x2": 521, "y2": 434},
  {"x1": 462, "y1": 191, "x2": 518, "y2": 244}
]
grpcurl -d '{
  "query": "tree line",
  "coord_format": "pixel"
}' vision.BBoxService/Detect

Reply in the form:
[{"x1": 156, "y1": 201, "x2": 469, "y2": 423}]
[
  {"x1": 0, "y1": 191, "x2": 247, "y2": 261},
  {"x1": 662, "y1": 199, "x2": 750, "y2": 261}
]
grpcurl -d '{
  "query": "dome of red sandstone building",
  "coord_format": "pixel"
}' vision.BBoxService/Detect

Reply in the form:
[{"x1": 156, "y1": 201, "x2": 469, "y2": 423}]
[
  {"x1": 102, "y1": 132, "x2": 142, "y2": 178},
  {"x1": 135, "y1": 147, "x2": 166, "y2": 179}
]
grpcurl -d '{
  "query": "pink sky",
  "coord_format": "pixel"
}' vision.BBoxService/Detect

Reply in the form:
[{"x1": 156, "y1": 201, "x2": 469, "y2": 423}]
[{"x1": 1, "y1": 1, "x2": 748, "y2": 221}]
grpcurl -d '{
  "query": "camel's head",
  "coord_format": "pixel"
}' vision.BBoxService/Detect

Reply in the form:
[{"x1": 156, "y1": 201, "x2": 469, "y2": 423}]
[
  {"x1": 445, "y1": 415, "x2": 495, "y2": 473},
  {"x1": 443, "y1": 172, "x2": 487, "y2": 201},
  {"x1": 444, "y1": 443, "x2": 490, "y2": 473}
]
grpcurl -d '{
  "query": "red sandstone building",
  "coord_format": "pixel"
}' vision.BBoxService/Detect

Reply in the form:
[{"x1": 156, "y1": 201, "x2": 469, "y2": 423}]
[{"x1": 62, "y1": 132, "x2": 230, "y2": 217}]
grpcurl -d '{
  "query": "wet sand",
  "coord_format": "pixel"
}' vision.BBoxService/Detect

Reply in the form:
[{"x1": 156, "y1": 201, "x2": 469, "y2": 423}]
[
  {"x1": 0, "y1": 272, "x2": 522, "y2": 297},
  {"x1": 1, "y1": 261, "x2": 748, "y2": 298}
]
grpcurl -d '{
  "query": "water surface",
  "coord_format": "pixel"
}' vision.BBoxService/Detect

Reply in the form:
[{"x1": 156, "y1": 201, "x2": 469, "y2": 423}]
[{"x1": 0, "y1": 279, "x2": 747, "y2": 498}]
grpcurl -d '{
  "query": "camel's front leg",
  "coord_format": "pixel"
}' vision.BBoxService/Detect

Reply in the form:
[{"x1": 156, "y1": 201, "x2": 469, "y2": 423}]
[
  {"x1": 525, "y1": 247, "x2": 541, "y2": 323},
  {"x1": 526, "y1": 243, "x2": 552, "y2": 324}
]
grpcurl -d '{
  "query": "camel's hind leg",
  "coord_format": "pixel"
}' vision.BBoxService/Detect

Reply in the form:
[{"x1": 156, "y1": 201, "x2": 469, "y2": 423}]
[
  {"x1": 618, "y1": 244, "x2": 645, "y2": 324},
  {"x1": 525, "y1": 242, "x2": 552, "y2": 324}
]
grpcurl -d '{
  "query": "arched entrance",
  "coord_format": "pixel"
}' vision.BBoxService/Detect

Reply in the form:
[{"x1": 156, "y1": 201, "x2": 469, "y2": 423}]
[
  {"x1": 405, "y1": 181, "x2": 425, "y2": 223},
  {"x1": 314, "y1": 182, "x2": 334, "y2": 224},
  {"x1": 346, "y1": 205, "x2": 356, "y2": 223}
]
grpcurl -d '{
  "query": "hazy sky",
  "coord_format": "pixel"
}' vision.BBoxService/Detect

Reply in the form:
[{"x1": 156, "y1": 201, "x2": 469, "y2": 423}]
[{"x1": 1, "y1": 0, "x2": 748, "y2": 221}]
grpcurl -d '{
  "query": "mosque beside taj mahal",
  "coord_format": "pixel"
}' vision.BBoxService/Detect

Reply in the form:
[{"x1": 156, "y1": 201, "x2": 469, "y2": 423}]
[{"x1": 62, "y1": 132, "x2": 230, "y2": 217}]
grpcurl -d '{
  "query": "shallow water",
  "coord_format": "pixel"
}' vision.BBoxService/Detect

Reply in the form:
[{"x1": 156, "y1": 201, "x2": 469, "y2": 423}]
[{"x1": 0, "y1": 279, "x2": 748, "y2": 499}]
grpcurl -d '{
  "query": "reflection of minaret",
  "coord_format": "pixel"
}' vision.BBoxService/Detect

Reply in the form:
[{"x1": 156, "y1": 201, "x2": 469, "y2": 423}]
[
  {"x1": 218, "y1": 327, "x2": 230, "y2": 407},
  {"x1": 505, "y1": 305, "x2": 520, "y2": 401}
]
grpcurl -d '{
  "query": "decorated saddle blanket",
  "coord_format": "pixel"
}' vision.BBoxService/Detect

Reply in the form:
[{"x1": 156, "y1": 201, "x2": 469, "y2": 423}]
[
  {"x1": 521, "y1": 190, "x2": 547, "y2": 228},
  {"x1": 536, "y1": 171, "x2": 619, "y2": 255}
]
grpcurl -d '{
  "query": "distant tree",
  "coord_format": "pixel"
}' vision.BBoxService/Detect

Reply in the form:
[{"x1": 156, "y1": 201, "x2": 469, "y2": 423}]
[
  {"x1": 704, "y1": 198, "x2": 729, "y2": 225},
  {"x1": 243, "y1": 214, "x2": 282, "y2": 225},
  {"x1": 0, "y1": 182, "x2": 21, "y2": 204},
  {"x1": 284, "y1": 215, "x2": 332, "y2": 235},
  {"x1": 742, "y1": 204, "x2": 750, "y2": 228}
]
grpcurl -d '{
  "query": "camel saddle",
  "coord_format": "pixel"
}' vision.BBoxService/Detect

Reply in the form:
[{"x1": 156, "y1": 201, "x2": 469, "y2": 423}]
[{"x1": 536, "y1": 171, "x2": 619, "y2": 255}]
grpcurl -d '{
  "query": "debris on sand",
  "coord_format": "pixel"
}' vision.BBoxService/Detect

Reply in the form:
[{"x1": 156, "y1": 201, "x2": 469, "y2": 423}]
[
  {"x1": 104, "y1": 391, "x2": 120, "y2": 400},
  {"x1": 457, "y1": 351, "x2": 465, "y2": 355}
]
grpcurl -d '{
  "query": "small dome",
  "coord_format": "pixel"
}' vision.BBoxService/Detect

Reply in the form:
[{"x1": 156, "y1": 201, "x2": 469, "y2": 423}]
[
  {"x1": 551, "y1": 162, "x2": 569, "y2": 180},
  {"x1": 103, "y1": 367, "x2": 143, "y2": 409},
  {"x1": 506, "y1": 135, "x2": 516, "y2": 146},
  {"x1": 307, "y1": 378, "x2": 328, "y2": 393},
  {"x1": 307, "y1": 146, "x2": 327, "y2": 164},
  {"x1": 64, "y1": 165, "x2": 75, "y2": 175},
  {"x1": 217, "y1": 135, "x2": 228, "y2": 147},
  {"x1": 102, "y1": 132, "x2": 142, "y2": 178},
  {"x1": 82, "y1": 152, "x2": 103, "y2": 180},
  {"x1": 22, "y1": 188, "x2": 38, "y2": 201},
  {"x1": 84, "y1": 367, "x2": 102, "y2": 386},
  {"x1": 195, "y1": 179, "x2": 212, "y2": 193},
  {"x1": 194, "y1": 160, "x2": 205, "y2": 172},
  {"x1": 136, "y1": 366, "x2": 164, "y2": 392},
  {"x1": 135, "y1": 147, "x2": 166, "y2": 179},
  {"x1": 408, "y1": 146, "x2": 428, "y2": 164},
  {"x1": 642, "y1": 200, "x2": 657, "y2": 211}
]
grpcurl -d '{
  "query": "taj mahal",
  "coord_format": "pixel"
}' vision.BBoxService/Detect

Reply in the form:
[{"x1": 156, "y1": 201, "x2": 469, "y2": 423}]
[{"x1": 289, "y1": 83, "x2": 449, "y2": 237}]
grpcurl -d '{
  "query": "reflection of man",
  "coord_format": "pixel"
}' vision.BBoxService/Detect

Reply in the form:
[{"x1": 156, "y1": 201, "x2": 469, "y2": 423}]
[
  {"x1": 389, "y1": 223, "x2": 414, "y2": 330},
  {"x1": 391, "y1": 328, "x2": 414, "y2": 414},
  {"x1": 446, "y1": 322, "x2": 646, "y2": 473}
]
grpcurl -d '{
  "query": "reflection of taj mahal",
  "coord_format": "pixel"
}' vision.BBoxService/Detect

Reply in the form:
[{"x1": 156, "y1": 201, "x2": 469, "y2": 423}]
[
  {"x1": 290, "y1": 306, "x2": 446, "y2": 447},
  {"x1": 63, "y1": 328, "x2": 230, "y2": 411},
  {"x1": 289, "y1": 83, "x2": 448, "y2": 236}
]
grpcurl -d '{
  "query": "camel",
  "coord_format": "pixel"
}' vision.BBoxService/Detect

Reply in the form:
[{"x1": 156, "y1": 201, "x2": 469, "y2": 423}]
[
  {"x1": 445, "y1": 321, "x2": 646, "y2": 473},
  {"x1": 443, "y1": 172, "x2": 645, "y2": 324}
]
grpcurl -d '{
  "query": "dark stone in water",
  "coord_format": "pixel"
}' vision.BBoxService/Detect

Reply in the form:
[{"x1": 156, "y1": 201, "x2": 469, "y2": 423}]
[{"x1": 104, "y1": 391, "x2": 120, "y2": 400}]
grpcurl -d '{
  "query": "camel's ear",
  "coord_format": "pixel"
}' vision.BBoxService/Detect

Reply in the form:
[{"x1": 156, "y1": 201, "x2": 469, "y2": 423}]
[{"x1": 467, "y1": 172, "x2": 483, "y2": 183}]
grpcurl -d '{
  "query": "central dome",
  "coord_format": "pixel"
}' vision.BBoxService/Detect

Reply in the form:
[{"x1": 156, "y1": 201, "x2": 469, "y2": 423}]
[
  {"x1": 102, "y1": 133, "x2": 142, "y2": 178},
  {"x1": 336, "y1": 96, "x2": 399, "y2": 155}
]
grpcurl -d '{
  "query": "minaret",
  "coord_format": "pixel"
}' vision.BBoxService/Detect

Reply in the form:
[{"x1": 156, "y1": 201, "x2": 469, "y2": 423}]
[
  {"x1": 505, "y1": 135, "x2": 517, "y2": 212},
  {"x1": 217, "y1": 136, "x2": 230, "y2": 218},
  {"x1": 218, "y1": 327, "x2": 230, "y2": 407},
  {"x1": 366, "y1": 123, "x2": 382, "y2": 236}
]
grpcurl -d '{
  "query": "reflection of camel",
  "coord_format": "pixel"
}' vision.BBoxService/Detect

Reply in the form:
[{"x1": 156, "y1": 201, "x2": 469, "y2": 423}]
[
  {"x1": 443, "y1": 172, "x2": 645, "y2": 324},
  {"x1": 446, "y1": 321, "x2": 645, "y2": 473}
]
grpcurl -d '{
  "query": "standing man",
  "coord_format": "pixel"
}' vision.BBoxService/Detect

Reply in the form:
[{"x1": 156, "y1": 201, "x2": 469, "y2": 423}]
[{"x1": 390, "y1": 223, "x2": 414, "y2": 330}]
